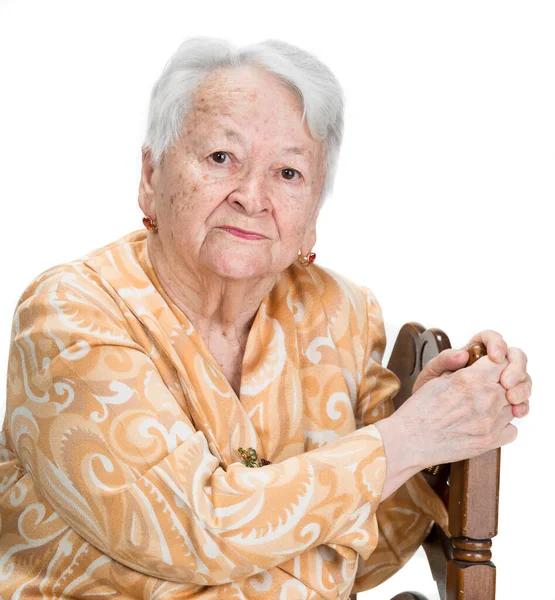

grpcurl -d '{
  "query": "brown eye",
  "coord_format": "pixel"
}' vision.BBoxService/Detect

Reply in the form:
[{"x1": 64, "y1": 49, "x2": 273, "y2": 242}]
[
  {"x1": 281, "y1": 168, "x2": 299, "y2": 180},
  {"x1": 211, "y1": 151, "x2": 228, "y2": 164}
]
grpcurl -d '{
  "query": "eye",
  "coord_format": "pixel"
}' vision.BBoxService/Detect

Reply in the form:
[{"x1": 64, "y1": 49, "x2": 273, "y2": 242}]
[
  {"x1": 210, "y1": 151, "x2": 229, "y2": 164},
  {"x1": 281, "y1": 168, "x2": 301, "y2": 181}
]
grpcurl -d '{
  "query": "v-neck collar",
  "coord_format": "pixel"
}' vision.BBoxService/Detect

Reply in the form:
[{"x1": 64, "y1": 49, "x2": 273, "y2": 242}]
[
  {"x1": 141, "y1": 234, "x2": 283, "y2": 403},
  {"x1": 81, "y1": 229, "x2": 335, "y2": 469}
]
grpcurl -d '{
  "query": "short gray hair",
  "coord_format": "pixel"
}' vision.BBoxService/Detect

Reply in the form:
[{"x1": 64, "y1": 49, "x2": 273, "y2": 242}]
[{"x1": 143, "y1": 36, "x2": 345, "y2": 209}]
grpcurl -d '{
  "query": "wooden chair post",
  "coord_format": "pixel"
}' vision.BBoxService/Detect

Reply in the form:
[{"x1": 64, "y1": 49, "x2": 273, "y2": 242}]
[
  {"x1": 349, "y1": 322, "x2": 499, "y2": 600},
  {"x1": 446, "y1": 449, "x2": 500, "y2": 598}
]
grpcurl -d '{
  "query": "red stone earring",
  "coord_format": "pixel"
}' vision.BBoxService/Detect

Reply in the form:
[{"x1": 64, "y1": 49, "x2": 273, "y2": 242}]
[
  {"x1": 142, "y1": 216, "x2": 158, "y2": 232},
  {"x1": 298, "y1": 250, "x2": 316, "y2": 266}
]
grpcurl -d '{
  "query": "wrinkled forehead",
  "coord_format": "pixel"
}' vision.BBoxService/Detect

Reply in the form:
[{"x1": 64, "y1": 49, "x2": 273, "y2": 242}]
[{"x1": 186, "y1": 65, "x2": 314, "y2": 142}]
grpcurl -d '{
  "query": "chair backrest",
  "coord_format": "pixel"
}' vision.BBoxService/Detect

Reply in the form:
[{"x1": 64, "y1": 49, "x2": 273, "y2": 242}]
[{"x1": 350, "y1": 322, "x2": 500, "y2": 600}]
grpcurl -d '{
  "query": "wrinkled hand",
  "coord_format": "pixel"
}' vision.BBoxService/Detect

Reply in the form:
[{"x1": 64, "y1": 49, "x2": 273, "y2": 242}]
[
  {"x1": 412, "y1": 329, "x2": 531, "y2": 419},
  {"x1": 390, "y1": 354, "x2": 515, "y2": 469}
]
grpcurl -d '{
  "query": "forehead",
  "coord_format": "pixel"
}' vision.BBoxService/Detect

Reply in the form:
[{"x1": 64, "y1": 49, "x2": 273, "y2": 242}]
[{"x1": 187, "y1": 65, "x2": 315, "y2": 143}]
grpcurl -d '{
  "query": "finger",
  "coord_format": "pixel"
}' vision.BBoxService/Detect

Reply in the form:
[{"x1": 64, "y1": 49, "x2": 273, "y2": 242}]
[
  {"x1": 466, "y1": 330, "x2": 508, "y2": 364},
  {"x1": 465, "y1": 352, "x2": 509, "y2": 383},
  {"x1": 500, "y1": 347, "x2": 529, "y2": 389},
  {"x1": 512, "y1": 400, "x2": 530, "y2": 418},
  {"x1": 506, "y1": 376, "x2": 532, "y2": 405},
  {"x1": 498, "y1": 423, "x2": 518, "y2": 446},
  {"x1": 428, "y1": 348, "x2": 469, "y2": 377},
  {"x1": 412, "y1": 348, "x2": 470, "y2": 393},
  {"x1": 478, "y1": 399, "x2": 517, "y2": 453}
]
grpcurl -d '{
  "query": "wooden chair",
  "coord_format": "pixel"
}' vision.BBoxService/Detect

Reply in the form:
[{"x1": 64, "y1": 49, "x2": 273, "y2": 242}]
[{"x1": 349, "y1": 322, "x2": 500, "y2": 600}]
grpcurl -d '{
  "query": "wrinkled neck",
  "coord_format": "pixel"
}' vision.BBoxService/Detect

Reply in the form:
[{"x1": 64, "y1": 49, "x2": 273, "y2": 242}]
[{"x1": 146, "y1": 233, "x2": 277, "y2": 342}]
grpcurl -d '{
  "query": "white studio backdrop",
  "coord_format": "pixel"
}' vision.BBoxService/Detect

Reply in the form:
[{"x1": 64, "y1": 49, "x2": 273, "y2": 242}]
[{"x1": 0, "y1": 1, "x2": 553, "y2": 598}]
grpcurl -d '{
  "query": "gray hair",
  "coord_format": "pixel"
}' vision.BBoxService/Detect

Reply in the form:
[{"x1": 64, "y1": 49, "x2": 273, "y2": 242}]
[{"x1": 143, "y1": 36, "x2": 345, "y2": 209}]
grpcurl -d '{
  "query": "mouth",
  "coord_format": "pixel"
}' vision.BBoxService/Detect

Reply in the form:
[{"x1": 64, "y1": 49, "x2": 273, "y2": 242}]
[{"x1": 217, "y1": 226, "x2": 266, "y2": 241}]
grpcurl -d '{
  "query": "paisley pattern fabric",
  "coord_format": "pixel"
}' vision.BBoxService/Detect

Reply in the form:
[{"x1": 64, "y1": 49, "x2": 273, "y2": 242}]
[{"x1": 0, "y1": 229, "x2": 448, "y2": 599}]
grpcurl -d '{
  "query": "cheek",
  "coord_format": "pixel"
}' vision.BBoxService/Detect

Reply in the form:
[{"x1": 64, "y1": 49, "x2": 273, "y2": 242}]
[
  {"x1": 162, "y1": 169, "x2": 220, "y2": 228},
  {"x1": 165, "y1": 169, "x2": 203, "y2": 212},
  {"x1": 276, "y1": 203, "x2": 311, "y2": 241}
]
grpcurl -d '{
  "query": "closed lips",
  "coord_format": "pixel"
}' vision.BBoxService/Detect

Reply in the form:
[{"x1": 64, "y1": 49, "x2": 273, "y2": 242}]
[{"x1": 218, "y1": 226, "x2": 266, "y2": 239}]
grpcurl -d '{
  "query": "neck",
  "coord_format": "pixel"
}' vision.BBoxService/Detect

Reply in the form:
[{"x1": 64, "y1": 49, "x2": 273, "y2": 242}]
[{"x1": 147, "y1": 235, "x2": 277, "y2": 343}]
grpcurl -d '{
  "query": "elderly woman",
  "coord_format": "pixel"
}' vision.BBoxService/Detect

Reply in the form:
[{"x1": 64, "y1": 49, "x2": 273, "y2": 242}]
[{"x1": 0, "y1": 37, "x2": 531, "y2": 599}]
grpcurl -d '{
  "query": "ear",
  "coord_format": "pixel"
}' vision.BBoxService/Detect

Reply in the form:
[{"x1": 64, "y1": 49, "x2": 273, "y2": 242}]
[{"x1": 138, "y1": 146, "x2": 158, "y2": 217}]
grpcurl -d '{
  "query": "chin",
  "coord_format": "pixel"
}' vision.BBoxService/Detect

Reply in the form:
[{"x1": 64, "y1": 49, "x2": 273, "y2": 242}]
[{"x1": 207, "y1": 251, "x2": 272, "y2": 281}]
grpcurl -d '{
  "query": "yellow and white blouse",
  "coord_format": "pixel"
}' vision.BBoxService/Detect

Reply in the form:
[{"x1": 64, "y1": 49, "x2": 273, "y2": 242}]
[{"x1": 0, "y1": 229, "x2": 447, "y2": 599}]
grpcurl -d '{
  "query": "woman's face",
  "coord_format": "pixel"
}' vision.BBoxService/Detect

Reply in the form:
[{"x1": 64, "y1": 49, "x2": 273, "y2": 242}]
[{"x1": 139, "y1": 65, "x2": 325, "y2": 282}]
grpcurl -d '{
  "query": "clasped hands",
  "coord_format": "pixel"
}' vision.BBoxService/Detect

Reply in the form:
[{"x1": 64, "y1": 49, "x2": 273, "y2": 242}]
[
  {"x1": 413, "y1": 329, "x2": 531, "y2": 419},
  {"x1": 385, "y1": 330, "x2": 532, "y2": 475}
]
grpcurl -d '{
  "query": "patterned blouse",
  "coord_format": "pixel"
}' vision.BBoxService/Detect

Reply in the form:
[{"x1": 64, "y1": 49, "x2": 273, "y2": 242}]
[{"x1": 0, "y1": 229, "x2": 447, "y2": 599}]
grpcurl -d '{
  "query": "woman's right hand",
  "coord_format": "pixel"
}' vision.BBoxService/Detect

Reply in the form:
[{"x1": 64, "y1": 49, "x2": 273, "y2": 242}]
[{"x1": 375, "y1": 353, "x2": 517, "y2": 500}]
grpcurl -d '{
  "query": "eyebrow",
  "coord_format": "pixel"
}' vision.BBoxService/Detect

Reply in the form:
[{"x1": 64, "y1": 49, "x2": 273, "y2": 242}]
[
  {"x1": 222, "y1": 128, "x2": 308, "y2": 156},
  {"x1": 223, "y1": 128, "x2": 244, "y2": 143}
]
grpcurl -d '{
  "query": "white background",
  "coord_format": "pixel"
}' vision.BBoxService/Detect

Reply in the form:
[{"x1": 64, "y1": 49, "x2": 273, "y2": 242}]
[{"x1": 1, "y1": 1, "x2": 553, "y2": 598}]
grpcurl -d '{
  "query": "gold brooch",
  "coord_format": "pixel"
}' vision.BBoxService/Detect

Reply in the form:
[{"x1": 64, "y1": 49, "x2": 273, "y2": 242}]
[{"x1": 238, "y1": 447, "x2": 272, "y2": 468}]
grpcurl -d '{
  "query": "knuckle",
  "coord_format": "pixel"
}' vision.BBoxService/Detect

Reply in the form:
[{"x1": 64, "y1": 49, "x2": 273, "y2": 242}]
[
  {"x1": 501, "y1": 370, "x2": 515, "y2": 388},
  {"x1": 514, "y1": 347, "x2": 528, "y2": 364},
  {"x1": 484, "y1": 329, "x2": 502, "y2": 339},
  {"x1": 507, "y1": 387, "x2": 520, "y2": 404}
]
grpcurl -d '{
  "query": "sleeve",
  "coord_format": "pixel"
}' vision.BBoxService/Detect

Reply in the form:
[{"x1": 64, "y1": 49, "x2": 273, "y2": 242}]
[
  {"x1": 6, "y1": 270, "x2": 389, "y2": 586},
  {"x1": 351, "y1": 286, "x2": 449, "y2": 594}
]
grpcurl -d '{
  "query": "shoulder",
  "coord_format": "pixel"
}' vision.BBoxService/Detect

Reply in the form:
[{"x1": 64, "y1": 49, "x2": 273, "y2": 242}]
[
  {"x1": 283, "y1": 262, "x2": 383, "y2": 352},
  {"x1": 298, "y1": 262, "x2": 381, "y2": 327},
  {"x1": 11, "y1": 253, "x2": 143, "y2": 365},
  {"x1": 14, "y1": 230, "x2": 146, "y2": 309}
]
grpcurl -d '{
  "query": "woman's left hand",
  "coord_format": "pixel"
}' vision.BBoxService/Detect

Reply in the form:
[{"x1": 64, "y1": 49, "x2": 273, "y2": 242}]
[{"x1": 412, "y1": 329, "x2": 531, "y2": 419}]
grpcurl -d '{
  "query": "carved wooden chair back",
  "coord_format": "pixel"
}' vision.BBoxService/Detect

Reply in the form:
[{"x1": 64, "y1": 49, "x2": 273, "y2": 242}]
[{"x1": 349, "y1": 322, "x2": 500, "y2": 600}]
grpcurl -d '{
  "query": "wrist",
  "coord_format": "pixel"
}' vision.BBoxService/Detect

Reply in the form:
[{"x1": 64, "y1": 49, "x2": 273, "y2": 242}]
[{"x1": 374, "y1": 415, "x2": 422, "y2": 500}]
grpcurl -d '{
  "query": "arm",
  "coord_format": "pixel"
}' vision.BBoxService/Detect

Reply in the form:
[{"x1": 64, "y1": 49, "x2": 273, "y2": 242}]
[
  {"x1": 351, "y1": 286, "x2": 448, "y2": 593},
  {"x1": 6, "y1": 269, "x2": 388, "y2": 585}
]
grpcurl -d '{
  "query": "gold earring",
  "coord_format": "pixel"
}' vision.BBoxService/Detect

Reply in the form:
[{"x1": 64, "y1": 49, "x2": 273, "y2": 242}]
[
  {"x1": 142, "y1": 216, "x2": 158, "y2": 232},
  {"x1": 298, "y1": 250, "x2": 316, "y2": 266}
]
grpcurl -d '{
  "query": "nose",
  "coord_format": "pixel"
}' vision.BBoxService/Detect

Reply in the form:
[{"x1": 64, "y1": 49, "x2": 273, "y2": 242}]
[{"x1": 227, "y1": 167, "x2": 271, "y2": 216}]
